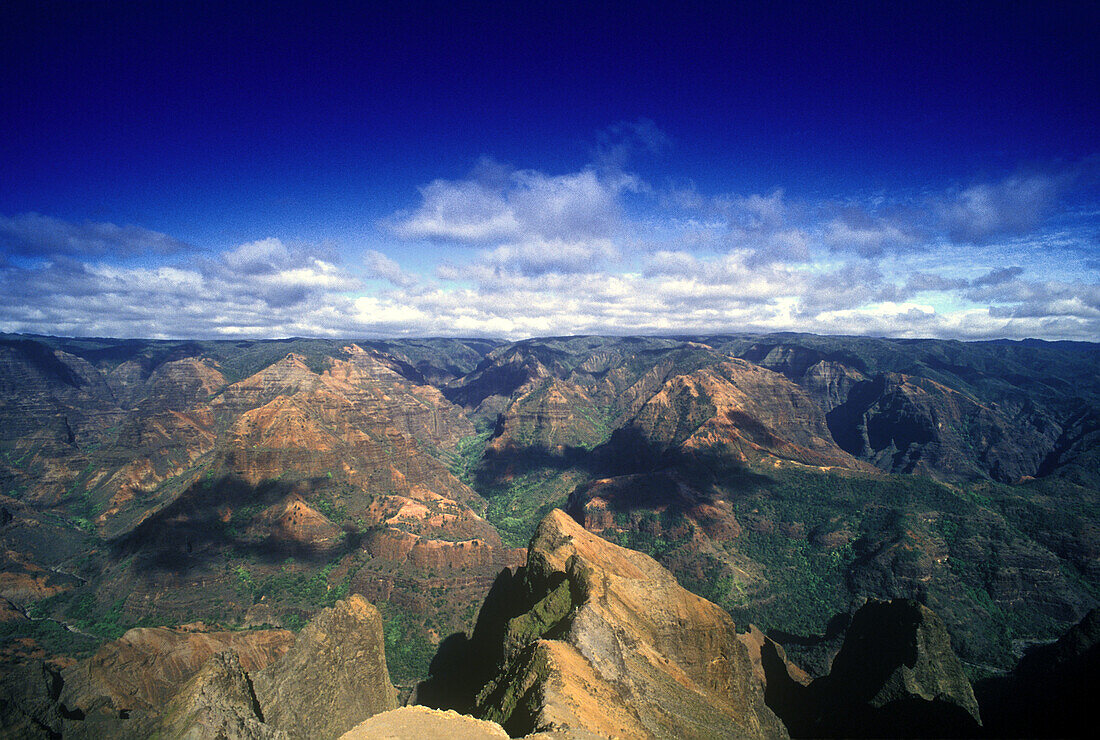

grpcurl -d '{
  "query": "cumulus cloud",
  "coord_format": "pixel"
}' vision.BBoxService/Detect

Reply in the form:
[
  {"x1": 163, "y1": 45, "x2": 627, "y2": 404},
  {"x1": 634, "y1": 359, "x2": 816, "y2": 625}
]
[
  {"x1": 3, "y1": 142, "x2": 1097, "y2": 342},
  {"x1": 209, "y1": 238, "x2": 356, "y2": 309},
  {"x1": 642, "y1": 250, "x2": 800, "y2": 300},
  {"x1": 660, "y1": 188, "x2": 816, "y2": 264},
  {"x1": 364, "y1": 250, "x2": 418, "y2": 288},
  {"x1": 386, "y1": 149, "x2": 646, "y2": 277},
  {"x1": 795, "y1": 263, "x2": 908, "y2": 316},
  {"x1": 971, "y1": 265, "x2": 1024, "y2": 287},
  {"x1": 903, "y1": 272, "x2": 971, "y2": 293},
  {"x1": 4, "y1": 241, "x2": 1097, "y2": 341},
  {"x1": 391, "y1": 161, "x2": 625, "y2": 246},
  {"x1": 965, "y1": 276, "x2": 1100, "y2": 321},
  {"x1": 0, "y1": 233, "x2": 360, "y2": 338},
  {"x1": 0, "y1": 212, "x2": 192, "y2": 258},
  {"x1": 823, "y1": 214, "x2": 919, "y2": 257},
  {"x1": 820, "y1": 168, "x2": 1083, "y2": 258},
  {"x1": 222, "y1": 237, "x2": 295, "y2": 274},
  {"x1": 473, "y1": 238, "x2": 619, "y2": 276}
]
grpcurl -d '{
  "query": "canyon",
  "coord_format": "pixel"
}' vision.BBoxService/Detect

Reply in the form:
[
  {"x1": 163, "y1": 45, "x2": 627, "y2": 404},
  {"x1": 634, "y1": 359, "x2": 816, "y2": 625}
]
[{"x1": 1, "y1": 332, "x2": 1098, "y2": 736}]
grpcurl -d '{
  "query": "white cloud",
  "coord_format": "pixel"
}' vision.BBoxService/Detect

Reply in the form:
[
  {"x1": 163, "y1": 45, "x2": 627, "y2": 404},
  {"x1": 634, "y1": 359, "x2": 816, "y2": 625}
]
[
  {"x1": 392, "y1": 178, "x2": 521, "y2": 242},
  {"x1": 222, "y1": 237, "x2": 292, "y2": 274},
  {"x1": 0, "y1": 235, "x2": 362, "y2": 338},
  {"x1": 478, "y1": 238, "x2": 619, "y2": 275},
  {"x1": 824, "y1": 217, "x2": 918, "y2": 257},
  {"x1": 364, "y1": 250, "x2": 418, "y2": 288},
  {"x1": 2, "y1": 148, "x2": 1097, "y2": 343},
  {"x1": 391, "y1": 162, "x2": 624, "y2": 246}
]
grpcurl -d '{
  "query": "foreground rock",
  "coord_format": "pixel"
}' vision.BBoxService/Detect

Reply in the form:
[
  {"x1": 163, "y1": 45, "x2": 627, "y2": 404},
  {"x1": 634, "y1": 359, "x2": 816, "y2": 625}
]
[
  {"x1": 776, "y1": 598, "x2": 981, "y2": 737},
  {"x1": 156, "y1": 651, "x2": 286, "y2": 739},
  {"x1": 419, "y1": 509, "x2": 787, "y2": 739},
  {"x1": 0, "y1": 660, "x2": 65, "y2": 738},
  {"x1": 735, "y1": 623, "x2": 813, "y2": 725},
  {"x1": 737, "y1": 623, "x2": 812, "y2": 690},
  {"x1": 254, "y1": 595, "x2": 398, "y2": 739},
  {"x1": 59, "y1": 625, "x2": 294, "y2": 715},
  {"x1": 0, "y1": 595, "x2": 397, "y2": 738},
  {"x1": 340, "y1": 706, "x2": 509, "y2": 739}
]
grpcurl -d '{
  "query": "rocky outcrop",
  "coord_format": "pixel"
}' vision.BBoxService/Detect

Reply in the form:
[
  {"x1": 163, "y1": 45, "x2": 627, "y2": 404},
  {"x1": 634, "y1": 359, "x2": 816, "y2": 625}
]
[
  {"x1": 12, "y1": 595, "x2": 397, "y2": 738},
  {"x1": 420, "y1": 509, "x2": 787, "y2": 739},
  {"x1": 24, "y1": 339, "x2": 506, "y2": 660},
  {"x1": 779, "y1": 599, "x2": 982, "y2": 737},
  {"x1": 361, "y1": 528, "x2": 525, "y2": 572},
  {"x1": 253, "y1": 595, "x2": 398, "y2": 739},
  {"x1": 737, "y1": 623, "x2": 812, "y2": 691},
  {"x1": 611, "y1": 358, "x2": 872, "y2": 471},
  {"x1": 251, "y1": 495, "x2": 343, "y2": 552},
  {"x1": 826, "y1": 373, "x2": 1061, "y2": 482},
  {"x1": 444, "y1": 344, "x2": 560, "y2": 412},
  {"x1": 0, "y1": 595, "x2": 27, "y2": 621},
  {"x1": 483, "y1": 377, "x2": 606, "y2": 455},
  {"x1": 340, "y1": 706, "x2": 510, "y2": 740},
  {"x1": 59, "y1": 626, "x2": 294, "y2": 714},
  {"x1": 156, "y1": 651, "x2": 286, "y2": 739}
]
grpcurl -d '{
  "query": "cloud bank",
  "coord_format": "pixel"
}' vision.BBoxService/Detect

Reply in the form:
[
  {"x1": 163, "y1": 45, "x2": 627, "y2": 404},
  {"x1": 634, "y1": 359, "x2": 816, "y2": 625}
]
[{"x1": 1, "y1": 131, "x2": 1096, "y2": 341}]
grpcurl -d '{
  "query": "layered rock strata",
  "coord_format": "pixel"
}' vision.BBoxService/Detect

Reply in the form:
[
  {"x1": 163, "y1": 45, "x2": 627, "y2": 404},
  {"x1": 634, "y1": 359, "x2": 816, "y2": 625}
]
[
  {"x1": 155, "y1": 651, "x2": 286, "y2": 739},
  {"x1": 59, "y1": 626, "x2": 294, "y2": 715}
]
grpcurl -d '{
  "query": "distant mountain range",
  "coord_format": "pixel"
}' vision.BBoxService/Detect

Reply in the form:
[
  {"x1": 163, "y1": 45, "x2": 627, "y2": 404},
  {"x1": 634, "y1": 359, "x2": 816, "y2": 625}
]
[{"x1": 1, "y1": 332, "x2": 1097, "y2": 711}]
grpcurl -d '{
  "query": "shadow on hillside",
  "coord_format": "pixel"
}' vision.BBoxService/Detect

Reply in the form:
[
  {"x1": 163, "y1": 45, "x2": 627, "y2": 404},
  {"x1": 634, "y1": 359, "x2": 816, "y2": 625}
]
[
  {"x1": 476, "y1": 426, "x2": 776, "y2": 482},
  {"x1": 595, "y1": 426, "x2": 777, "y2": 482},
  {"x1": 472, "y1": 426, "x2": 778, "y2": 527},
  {"x1": 572, "y1": 427, "x2": 775, "y2": 511},
  {"x1": 109, "y1": 474, "x2": 352, "y2": 577},
  {"x1": 473, "y1": 442, "x2": 603, "y2": 488}
]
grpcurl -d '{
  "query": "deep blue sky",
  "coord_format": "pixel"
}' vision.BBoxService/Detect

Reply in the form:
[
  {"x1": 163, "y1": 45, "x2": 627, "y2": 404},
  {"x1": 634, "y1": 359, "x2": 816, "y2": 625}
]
[{"x1": 1, "y1": 1, "x2": 1097, "y2": 339}]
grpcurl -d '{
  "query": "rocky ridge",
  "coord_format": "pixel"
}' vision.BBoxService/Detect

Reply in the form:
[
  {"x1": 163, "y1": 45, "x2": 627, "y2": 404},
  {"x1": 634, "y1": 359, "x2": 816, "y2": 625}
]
[
  {"x1": 254, "y1": 595, "x2": 398, "y2": 739},
  {"x1": 0, "y1": 595, "x2": 397, "y2": 739},
  {"x1": 59, "y1": 625, "x2": 294, "y2": 713},
  {"x1": 2, "y1": 508, "x2": 1095, "y2": 738},
  {"x1": 155, "y1": 651, "x2": 285, "y2": 740},
  {"x1": 420, "y1": 508, "x2": 787, "y2": 739}
]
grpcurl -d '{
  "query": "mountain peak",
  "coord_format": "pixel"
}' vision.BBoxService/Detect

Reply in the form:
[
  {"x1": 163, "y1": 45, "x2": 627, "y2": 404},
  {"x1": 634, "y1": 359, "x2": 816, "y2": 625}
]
[{"x1": 424, "y1": 508, "x2": 787, "y2": 738}]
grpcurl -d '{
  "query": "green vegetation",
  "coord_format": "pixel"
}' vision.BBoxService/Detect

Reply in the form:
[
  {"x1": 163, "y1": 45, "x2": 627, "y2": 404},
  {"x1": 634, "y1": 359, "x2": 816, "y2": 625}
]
[
  {"x1": 313, "y1": 492, "x2": 348, "y2": 523},
  {"x1": 26, "y1": 590, "x2": 158, "y2": 643},
  {"x1": 729, "y1": 528, "x2": 852, "y2": 635},
  {"x1": 379, "y1": 605, "x2": 437, "y2": 686},
  {"x1": 0, "y1": 617, "x2": 100, "y2": 659},
  {"x1": 224, "y1": 501, "x2": 264, "y2": 538},
  {"x1": 4, "y1": 332, "x2": 1097, "y2": 687},
  {"x1": 606, "y1": 509, "x2": 692, "y2": 563},
  {"x1": 482, "y1": 467, "x2": 584, "y2": 547},
  {"x1": 234, "y1": 558, "x2": 351, "y2": 609},
  {"x1": 590, "y1": 461, "x2": 1087, "y2": 670},
  {"x1": 447, "y1": 430, "x2": 493, "y2": 484}
]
